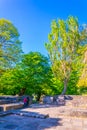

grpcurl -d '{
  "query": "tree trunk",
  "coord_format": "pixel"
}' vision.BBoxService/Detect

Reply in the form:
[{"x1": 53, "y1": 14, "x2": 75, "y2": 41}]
[
  {"x1": 19, "y1": 87, "x2": 26, "y2": 96},
  {"x1": 36, "y1": 92, "x2": 41, "y2": 102},
  {"x1": 61, "y1": 78, "x2": 68, "y2": 95}
]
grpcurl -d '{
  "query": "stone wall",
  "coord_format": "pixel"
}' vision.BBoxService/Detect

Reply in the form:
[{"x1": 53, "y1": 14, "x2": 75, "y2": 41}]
[
  {"x1": 0, "y1": 95, "x2": 32, "y2": 105},
  {"x1": 0, "y1": 95, "x2": 33, "y2": 111},
  {"x1": 0, "y1": 96, "x2": 20, "y2": 104},
  {"x1": 42, "y1": 95, "x2": 87, "y2": 107},
  {"x1": 43, "y1": 95, "x2": 65, "y2": 105}
]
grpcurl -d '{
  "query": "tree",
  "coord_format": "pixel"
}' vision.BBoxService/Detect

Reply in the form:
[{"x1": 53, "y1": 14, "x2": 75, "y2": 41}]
[
  {"x1": 20, "y1": 52, "x2": 52, "y2": 101},
  {"x1": 0, "y1": 18, "x2": 23, "y2": 71},
  {"x1": 0, "y1": 52, "x2": 53, "y2": 100},
  {"x1": 45, "y1": 16, "x2": 87, "y2": 95}
]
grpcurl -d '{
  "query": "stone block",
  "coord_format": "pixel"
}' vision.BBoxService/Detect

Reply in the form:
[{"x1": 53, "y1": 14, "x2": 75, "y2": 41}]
[
  {"x1": 0, "y1": 102, "x2": 23, "y2": 111},
  {"x1": 54, "y1": 95, "x2": 65, "y2": 105},
  {"x1": 43, "y1": 96, "x2": 53, "y2": 104}
]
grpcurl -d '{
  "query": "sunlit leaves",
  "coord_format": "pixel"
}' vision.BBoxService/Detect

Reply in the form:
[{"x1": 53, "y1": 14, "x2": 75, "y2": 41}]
[
  {"x1": 0, "y1": 18, "x2": 23, "y2": 70},
  {"x1": 45, "y1": 16, "x2": 87, "y2": 94}
]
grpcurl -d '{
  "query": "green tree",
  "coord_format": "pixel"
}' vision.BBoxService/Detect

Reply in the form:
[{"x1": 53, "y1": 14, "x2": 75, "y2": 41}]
[
  {"x1": 45, "y1": 16, "x2": 87, "y2": 95},
  {"x1": 0, "y1": 52, "x2": 53, "y2": 100},
  {"x1": 0, "y1": 18, "x2": 23, "y2": 72},
  {"x1": 20, "y1": 52, "x2": 52, "y2": 101}
]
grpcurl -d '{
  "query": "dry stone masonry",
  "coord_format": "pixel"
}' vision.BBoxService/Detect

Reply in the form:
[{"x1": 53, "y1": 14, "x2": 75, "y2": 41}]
[{"x1": 43, "y1": 95, "x2": 65, "y2": 105}]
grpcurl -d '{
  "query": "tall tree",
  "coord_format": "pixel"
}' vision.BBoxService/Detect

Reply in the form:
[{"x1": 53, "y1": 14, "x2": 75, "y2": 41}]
[
  {"x1": 45, "y1": 16, "x2": 87, "y2": 95},
  {"x1": 0, "y1": 18, "x2": 23, "y2": 72}
]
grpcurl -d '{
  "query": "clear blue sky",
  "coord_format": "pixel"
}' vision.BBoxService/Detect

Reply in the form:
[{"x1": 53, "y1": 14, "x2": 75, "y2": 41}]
[{"x1": 0, "y1": 0, "x2": 87, "y2": 56}]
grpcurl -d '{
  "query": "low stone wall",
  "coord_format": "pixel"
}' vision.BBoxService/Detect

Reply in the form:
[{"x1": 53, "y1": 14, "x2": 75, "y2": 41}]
[
  {"x1": 0, "y1": 95, "x2": 33, "y2": 112},
  {"x1": 0, "y1": 102, "x2": 24, "y2": 111},
  {"x1": 0, "y1": 95, "x2": 32, "y2": 105},
  {"x1": 0, "y1": 96, "x2": 21, "y2": 105},
  {"x1": 43, "y1": 95, "x2": 65, "y2": 105},
  {"x1": 42, "y1": 95, "x2": 87, "y2": 107}
]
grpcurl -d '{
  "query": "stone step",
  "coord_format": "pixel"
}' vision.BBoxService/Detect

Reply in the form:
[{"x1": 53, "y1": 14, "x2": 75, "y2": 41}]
[
  {"x1": 12, "y1": 111, "x2": 49, "y2": 119},
  {"x1": 0, "y1": 111, "x2": 12, "y2": 117},
  {"x1": 0, "y1": 102, "x2": 24, "y2": 111}
]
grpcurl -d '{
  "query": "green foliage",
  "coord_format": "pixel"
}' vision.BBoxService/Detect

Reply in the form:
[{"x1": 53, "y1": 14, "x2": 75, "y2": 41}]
[
  {"x1": 0, "y1": 18, "x2": 23, "y2": 71},
  {"x1": 20, "y1": 52, "x2": 53, "y2": 99},
  {"x1": 77, "y1": 49, "x2": 87, "y2": 88},
  {"x1": 0, "y1": 52, "x2": 53, "y2": 100},
  {"x1": 0, "y1": 18, "x2": 23, "y2": 95},
  {"x1": 1, "y1": 16, "x2": 87, "y2": 97},
  {"x1": 0, "y1": 68, "x2": 23, "y2": 95},
  {"x1": 66, "y1": 70, "x2": 80, "y2": 94},
  {"x1": 50, "y1": 77, "x2": 63, "y2": 95},
  {"x1": 45, "y1": 16, "x2": 87, "y2": 94}
]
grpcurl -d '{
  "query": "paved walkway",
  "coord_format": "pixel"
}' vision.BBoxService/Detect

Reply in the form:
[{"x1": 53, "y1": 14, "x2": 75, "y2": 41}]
[{"x1": 0, "y1": 104, "x2": 87, "y2": 130}]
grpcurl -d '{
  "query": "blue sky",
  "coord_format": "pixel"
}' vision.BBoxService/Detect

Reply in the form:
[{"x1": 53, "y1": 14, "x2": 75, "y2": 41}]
[{"x1": 0, "y1": 0, "x2": 87, "y2": 56}]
